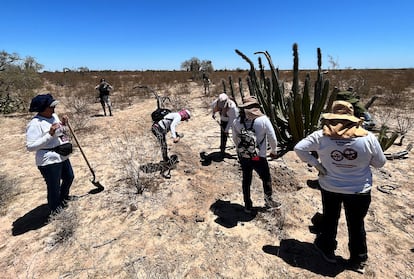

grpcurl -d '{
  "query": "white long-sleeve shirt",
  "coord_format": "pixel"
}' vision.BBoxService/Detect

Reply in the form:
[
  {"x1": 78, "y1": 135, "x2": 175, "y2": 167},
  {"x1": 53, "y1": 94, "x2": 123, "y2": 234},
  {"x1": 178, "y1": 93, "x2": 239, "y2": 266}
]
[
  {"x1": 232, "y1": 115, "x2": 278, "y2": 158},
  {"x1": 294, "y1": 130, "x2": 386, "y2": 194},
  {"x1": 26, "y1": 113, "x2": 70, "y2": 166},
  {"x1": 156, "y1": 112, "x2": 182, "y2": 139},
  {"x1": 211, "y1": 99, "x2": 239, "y2": 132}
]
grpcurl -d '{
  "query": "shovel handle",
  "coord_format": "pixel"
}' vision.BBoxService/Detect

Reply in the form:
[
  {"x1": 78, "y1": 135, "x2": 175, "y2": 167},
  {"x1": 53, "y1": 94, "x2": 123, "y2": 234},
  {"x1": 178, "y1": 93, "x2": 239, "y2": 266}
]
[{"x1": 67, "y1": 122, "x2": 96, "y2": 179}]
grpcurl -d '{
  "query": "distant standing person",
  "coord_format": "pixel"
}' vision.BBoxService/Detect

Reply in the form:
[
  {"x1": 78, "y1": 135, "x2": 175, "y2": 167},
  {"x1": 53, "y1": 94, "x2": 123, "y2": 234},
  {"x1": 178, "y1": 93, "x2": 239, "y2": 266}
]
[
  {"x1": 151, "y1": 108, "x2": 191, "y2": 163},
  {"x1": 232, "y1": 96, "x2": 280, "y2": 214},
  {"x1": 294, "y1": 100, "x2": 386, "y2": 274},
  {"x1": 211, "y1": 93, "x2": 239, "y2": 157},
  {"x1": 202, "y1": 72, "x2": 210, "y2": 94},
  {"x1": 26, "y1": 93, "x2": 75, "y2": 214},
  {"x1": 95, "y1": 78, "x2": 113, "y2": 116}
]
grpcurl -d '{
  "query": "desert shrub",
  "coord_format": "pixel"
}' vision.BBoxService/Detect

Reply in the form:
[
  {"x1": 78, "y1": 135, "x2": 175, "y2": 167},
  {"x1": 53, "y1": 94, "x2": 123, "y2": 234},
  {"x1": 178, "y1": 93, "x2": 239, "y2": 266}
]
[
  {"x1": 395, "y1": 115, "x2": 413, "y2": 136},
  {"x1": 111, "y1": 130, "x2": 163, "y2": 195},
  {"x1": 46, "y1": 206, "x2": 79, "y2": 249}
]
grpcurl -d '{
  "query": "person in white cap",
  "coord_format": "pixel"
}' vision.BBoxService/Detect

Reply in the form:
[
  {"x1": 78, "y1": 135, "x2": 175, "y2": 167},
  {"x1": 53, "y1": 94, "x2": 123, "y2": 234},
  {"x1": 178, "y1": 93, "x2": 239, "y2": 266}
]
[
  {"x1": 211, "y1": 93, "x2": 239, "y2": 156},
  {"x1": 151, "y1": 108, "x2": 191, "y2": 163},
  {"x1": 294, "y1": 100, "x2": 386, "y2": 273},
  {"x1": 26, "y1": 93, "x2": 75, "y2": 214}
]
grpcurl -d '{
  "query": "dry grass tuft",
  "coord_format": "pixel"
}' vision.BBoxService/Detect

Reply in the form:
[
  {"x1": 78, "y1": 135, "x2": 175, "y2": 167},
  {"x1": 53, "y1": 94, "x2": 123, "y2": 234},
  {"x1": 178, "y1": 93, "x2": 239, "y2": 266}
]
[
  {"x1": 45, "y1": 206, "x2": 79, "y2": 249},
  {"x1": 110, "y1": 130, "x2": 163, "y2": 195},
  {"x1": 0, "y1": 174, "x2": 17, "y2": 216}
]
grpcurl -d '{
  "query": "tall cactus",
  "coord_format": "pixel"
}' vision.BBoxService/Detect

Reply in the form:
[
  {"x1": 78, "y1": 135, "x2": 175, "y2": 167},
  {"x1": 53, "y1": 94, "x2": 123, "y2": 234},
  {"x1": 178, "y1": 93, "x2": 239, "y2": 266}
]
[{"x1": 235, "y1": 44, "x2": 331, "y2": 153}]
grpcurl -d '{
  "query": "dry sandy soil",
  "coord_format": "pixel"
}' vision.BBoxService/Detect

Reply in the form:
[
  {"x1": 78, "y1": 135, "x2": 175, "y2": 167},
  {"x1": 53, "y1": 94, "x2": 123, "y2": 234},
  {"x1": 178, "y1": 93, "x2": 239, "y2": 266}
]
[{"x1": 0, "y1": 81, "x2": 413, "y2": 279}]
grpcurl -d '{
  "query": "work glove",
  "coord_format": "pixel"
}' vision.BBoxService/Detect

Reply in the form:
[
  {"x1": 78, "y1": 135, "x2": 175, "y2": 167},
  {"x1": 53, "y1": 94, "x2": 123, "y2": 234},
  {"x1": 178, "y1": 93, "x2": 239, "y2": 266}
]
[{"x1": 315, "y1": 162, "x2": 327, "y2": 176}]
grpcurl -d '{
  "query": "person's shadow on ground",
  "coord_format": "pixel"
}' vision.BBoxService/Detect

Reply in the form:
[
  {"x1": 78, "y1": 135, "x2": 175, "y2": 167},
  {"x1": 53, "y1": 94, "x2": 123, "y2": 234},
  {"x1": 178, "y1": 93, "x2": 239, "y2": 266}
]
[
  {"x1": 12, "y1": 204, "x2": 50, "y2": 236},
  {"x1": 210, "y1": 199, "x2": 256, "y2": 228},
  {"x1": 263, "y1": 239, "x2": 345, "y2": 277},
  {"x1": 200, "y1": 151, "x2": 237, "y2": 166}
]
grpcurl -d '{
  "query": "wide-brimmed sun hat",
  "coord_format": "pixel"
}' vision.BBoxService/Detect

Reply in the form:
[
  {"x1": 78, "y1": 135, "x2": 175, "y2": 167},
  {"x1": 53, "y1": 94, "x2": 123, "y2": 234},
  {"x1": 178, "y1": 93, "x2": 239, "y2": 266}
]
[
  {"x1": 239, "y1": 95, "x2": 260, "y2": 108},
  {"x1": 29, "y1": 93, "x2": 59, "y2": 112},
  {"x1": 322, "y1": 100, "x2": 362, "y2": 123}
]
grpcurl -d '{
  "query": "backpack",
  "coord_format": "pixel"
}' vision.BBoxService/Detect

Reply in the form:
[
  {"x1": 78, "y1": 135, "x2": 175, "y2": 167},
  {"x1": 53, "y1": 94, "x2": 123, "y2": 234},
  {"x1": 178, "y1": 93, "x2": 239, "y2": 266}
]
[
  {"x1": 151, "y1": 108, "x2": 171, "y2": 123},
  {"x1": 237, "y1": 119, "x2": 263, "y2": 159},
  {"x1": 99, "y1": 83, "x2": 110, "y2": 94}
]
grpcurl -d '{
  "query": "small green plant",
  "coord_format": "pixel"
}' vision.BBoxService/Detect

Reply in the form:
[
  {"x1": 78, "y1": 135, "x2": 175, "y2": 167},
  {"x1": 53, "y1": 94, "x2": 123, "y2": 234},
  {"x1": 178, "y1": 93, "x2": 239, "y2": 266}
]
[{"x1": 377, "y1": 125, "x2": 399, "y2": 151}]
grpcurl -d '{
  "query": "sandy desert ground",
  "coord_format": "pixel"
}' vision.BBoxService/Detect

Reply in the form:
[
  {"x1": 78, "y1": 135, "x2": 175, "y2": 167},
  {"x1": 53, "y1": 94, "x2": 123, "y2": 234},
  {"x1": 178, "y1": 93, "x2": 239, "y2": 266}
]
[{"x1": 0, "y1": 80, "x2": 413, "y2": 278}]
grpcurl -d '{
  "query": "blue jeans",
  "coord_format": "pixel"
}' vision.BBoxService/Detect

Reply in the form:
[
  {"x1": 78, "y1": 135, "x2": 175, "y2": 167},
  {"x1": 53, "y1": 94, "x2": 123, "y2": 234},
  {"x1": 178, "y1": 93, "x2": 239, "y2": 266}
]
[
  {"x1": 38, "y1": 159, "x2": 74, "y2": 212},
  {"x1": 318, "y1": 189, "x2": 371, "y2": 262}
]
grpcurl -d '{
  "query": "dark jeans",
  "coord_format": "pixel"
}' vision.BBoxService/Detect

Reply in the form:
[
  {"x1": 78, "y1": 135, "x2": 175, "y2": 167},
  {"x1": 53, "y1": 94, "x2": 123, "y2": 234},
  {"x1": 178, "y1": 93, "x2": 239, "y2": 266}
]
[
  {"x1": 318, "y1": 188, "x2": 371, "y2": 262},
  {"x1": 220, "y1": 121, "x2": 228, "y2": 153},
  {"x1": 152, "y1": 124, "x2": 169, "y2": 162},
  {"x1": 240, "y1": 157, "x2": 272, "y2": 208},
  {"x1": 38, "y1": 159, "x2": 74, "y2": 212}
]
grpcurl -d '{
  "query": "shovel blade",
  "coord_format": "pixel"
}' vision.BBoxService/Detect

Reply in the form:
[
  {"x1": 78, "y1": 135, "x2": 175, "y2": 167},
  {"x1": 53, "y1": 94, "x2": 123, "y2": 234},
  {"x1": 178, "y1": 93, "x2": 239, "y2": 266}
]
[{"x1": 88, "y1": 180, "x2": 104, "y2": 194}]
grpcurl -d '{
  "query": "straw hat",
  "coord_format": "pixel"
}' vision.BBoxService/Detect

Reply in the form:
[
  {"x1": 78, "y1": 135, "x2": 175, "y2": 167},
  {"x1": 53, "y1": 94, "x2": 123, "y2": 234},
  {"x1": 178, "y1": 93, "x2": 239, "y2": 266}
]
[
  {"x1": 239, "y1": 96, "x2": 261, "y2": 108},
  {"x1": 239, "y1": 96, "x2": 264, "y2": 119},
  {"x1": 322, "y1": 100, "x2": 362, "y2": 123}
]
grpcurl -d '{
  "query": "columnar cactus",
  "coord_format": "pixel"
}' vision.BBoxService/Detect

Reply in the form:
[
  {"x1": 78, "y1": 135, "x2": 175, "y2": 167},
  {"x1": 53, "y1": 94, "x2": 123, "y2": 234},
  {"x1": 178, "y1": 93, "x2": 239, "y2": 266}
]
[{"x1": 235, "y1": 44, "x2": 331, "y2": 153}]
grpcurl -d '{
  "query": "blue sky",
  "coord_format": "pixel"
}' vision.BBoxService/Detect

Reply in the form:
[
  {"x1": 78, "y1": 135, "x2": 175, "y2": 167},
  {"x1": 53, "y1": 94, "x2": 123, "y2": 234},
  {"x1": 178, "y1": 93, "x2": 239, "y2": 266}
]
[{"x1": 1, "y1": 0, "x2": 413, "y2": 71}]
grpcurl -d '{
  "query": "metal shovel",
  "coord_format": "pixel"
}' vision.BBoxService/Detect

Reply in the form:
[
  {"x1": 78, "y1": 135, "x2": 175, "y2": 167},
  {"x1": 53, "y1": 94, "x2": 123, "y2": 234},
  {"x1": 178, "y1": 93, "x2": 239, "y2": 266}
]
[{"x1": 67, "y1": 122, "x2": 104, "y2": 193}]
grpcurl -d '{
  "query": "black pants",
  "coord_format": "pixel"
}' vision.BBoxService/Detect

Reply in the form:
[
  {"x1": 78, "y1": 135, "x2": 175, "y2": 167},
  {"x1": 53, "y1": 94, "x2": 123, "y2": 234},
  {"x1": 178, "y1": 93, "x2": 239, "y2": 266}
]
[
  {"x1": 240, "y1": 157, "x2": 272, "y2": 208},
  {"x1": 318, "y1": 189, "x2": 371, "y2": 262},
  {"x1": 152, "y1": 124, "x2": 169, "y2": 162},
  {"x1": 220, "y1": 120, "x2": 228, "y2": 153}
]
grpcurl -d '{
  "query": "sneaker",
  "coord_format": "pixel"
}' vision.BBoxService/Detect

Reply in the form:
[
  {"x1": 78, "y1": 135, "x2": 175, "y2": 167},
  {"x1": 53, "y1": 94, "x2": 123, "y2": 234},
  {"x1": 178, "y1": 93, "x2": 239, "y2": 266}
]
[
  {"x1": 314, "y1": 242, "x2": 337, "y2": 263},
  {"x1": 347, "y1": 260, "x2": 366, "y2": 274},
  {"x1": 264, "y1": 196, "x2": 282, "y2": 209}
]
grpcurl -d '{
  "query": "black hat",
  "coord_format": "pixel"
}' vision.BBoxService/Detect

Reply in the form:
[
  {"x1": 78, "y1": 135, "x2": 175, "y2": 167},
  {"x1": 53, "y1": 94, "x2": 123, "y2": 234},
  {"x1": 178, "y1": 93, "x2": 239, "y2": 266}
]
[{"x1": 29, "y1": 93, "x2": 59, "y2": 112}]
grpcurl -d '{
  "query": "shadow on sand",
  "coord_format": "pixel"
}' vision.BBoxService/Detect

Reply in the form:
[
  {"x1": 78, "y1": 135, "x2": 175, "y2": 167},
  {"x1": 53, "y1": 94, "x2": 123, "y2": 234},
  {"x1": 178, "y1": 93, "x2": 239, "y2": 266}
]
[
  {"x1": 199, "y1": 151, "x2": 237, "y2": 166},
  {"x1": 12, "y1": 204, "x2": 50, "y2": 236},
  {"x1": 210, "y1": 199, "x2": 256, "y2": 228},
  {"x1": 263, "y1": 239, "x2": 345, "y2": 277}
]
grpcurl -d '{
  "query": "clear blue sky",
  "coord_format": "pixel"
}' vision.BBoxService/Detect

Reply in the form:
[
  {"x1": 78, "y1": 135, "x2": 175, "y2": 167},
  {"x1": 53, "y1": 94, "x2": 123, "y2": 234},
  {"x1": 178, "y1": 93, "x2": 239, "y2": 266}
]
[{"x1": 1, "y1": 0, "x2": 413, "y2": 71}]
